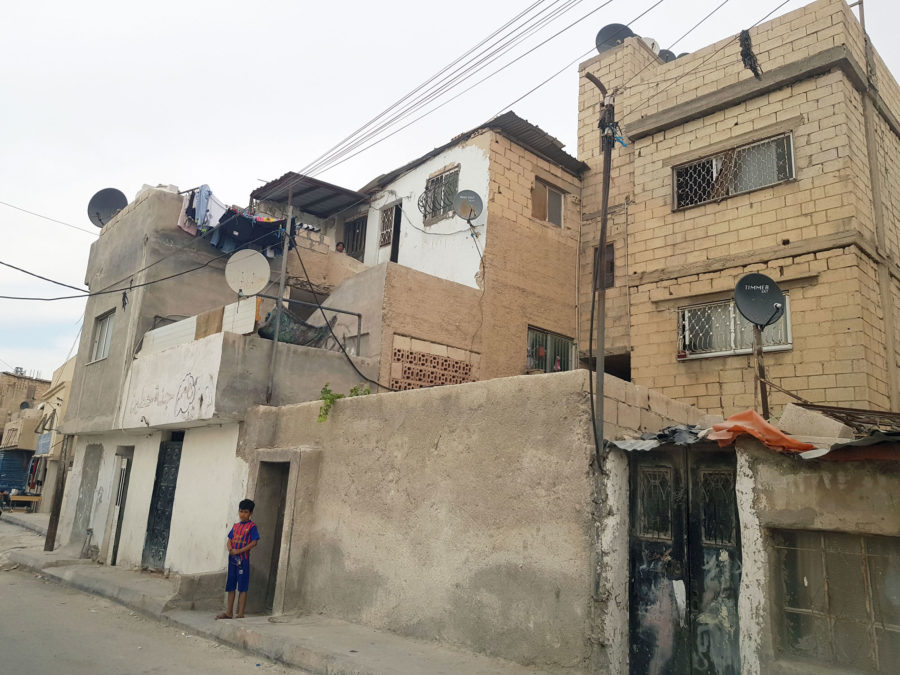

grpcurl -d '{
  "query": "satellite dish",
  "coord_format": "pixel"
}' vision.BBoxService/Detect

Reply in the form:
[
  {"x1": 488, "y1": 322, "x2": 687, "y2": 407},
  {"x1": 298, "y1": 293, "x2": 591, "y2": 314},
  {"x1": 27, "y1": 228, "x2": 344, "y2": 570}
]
[
  {"x1": 676, "y1": 52, "x2": 690, "y2": 59},
  {"x1": 734, "y1": 273, "x2": 785, "y2": 327},
  {"x1": 87, "y1": 188, "x2": 128, "y2": 228},
  {"x1": 19, "y1": 401, "x2": 30, "y2": 410},
  {"x1": 225, "y1": 249, "x2": 270, "y2": 296},
  {"x1": 595, "y1": 24, "x2": 635, "y2": 54},
  {"x1": 641, "y1": 37, "x2": 660, "y2": 54},
  {"x1": 658, "y1": 49, "x2": 676, "y2": 63},
  {"x1": 453, "y1": 190, "x2": 483, "y2": 222}
]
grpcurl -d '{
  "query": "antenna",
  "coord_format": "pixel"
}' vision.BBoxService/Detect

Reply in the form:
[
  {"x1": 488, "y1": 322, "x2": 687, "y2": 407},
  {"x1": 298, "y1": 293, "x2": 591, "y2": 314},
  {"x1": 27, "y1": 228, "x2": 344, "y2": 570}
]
[
  {"x1": 87, "y1": 188, "x2": 128, "y2": 228},
  {"x1": 453, "y1": 190, "x2": 483, "y2": 223},
  {"x1": 734, "y1": 273, "x2": 785, "y2": 419},
  {"x1": 225, "y1": 249, "x2": 271, "y2": 297}
]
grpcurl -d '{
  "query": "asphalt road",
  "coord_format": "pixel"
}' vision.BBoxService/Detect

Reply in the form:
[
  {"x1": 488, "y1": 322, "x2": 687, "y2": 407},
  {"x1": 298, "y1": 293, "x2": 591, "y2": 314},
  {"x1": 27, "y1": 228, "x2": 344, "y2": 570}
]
[{"x1": 0, "y1": 520, "x2": 301, "y2": 674}]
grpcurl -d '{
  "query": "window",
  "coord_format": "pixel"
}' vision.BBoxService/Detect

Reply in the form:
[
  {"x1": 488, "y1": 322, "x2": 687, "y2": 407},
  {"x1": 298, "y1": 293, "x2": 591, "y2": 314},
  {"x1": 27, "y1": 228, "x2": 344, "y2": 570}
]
[
  {"x1": 674, "y1": 133, "x2": 794, "y2": 209},
  {"x1": 772, "y1": 530, "x2": 900, "y2": 671},
  {"x1": 343, "y1": 215, "x2": 367, "y2": 261},
  {"x1": 677, "y1": 296, "x2": 790, "y2": 359},
  {"x1": 527, "y1": 327, "x2": 575, "y2": 372},
  {"x1": 533, "y1": 179, "x2": 564, "y2": 226},
  {"x1": 418, "y1": 168, "x2": 459, "y2": 222},
  {"x1": 593, "y1": 243, "x2": 615, "y2": 290},
  {"x1": 90, "y1": 310, "x2": 115, "y2": 362},
  {"x1": 380, "y1": 207, "x2": 395, "y2": 247}
]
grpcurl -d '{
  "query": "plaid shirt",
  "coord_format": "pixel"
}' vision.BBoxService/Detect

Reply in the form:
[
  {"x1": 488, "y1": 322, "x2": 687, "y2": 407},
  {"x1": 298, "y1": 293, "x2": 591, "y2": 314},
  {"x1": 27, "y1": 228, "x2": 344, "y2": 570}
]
[{"x1": 228, "y1": 521, "x2": 259, "y2": 562}]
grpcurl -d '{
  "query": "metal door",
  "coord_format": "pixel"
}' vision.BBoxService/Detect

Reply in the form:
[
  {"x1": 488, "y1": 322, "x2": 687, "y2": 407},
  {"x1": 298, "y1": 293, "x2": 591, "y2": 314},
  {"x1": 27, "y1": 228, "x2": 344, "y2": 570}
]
[
  {"x1": 629, "y1": 447, "x2": 742, "y2": 674},
  {"x1": 142, "y1": 441, "x2": 182, "y2": 570}
]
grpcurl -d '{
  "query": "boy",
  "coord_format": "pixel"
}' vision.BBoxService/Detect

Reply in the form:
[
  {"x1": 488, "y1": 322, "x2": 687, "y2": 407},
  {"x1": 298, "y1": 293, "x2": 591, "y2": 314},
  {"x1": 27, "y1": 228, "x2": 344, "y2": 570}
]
[{"x1": 216, "y1": 498, "x2": 260, "y2": 619}]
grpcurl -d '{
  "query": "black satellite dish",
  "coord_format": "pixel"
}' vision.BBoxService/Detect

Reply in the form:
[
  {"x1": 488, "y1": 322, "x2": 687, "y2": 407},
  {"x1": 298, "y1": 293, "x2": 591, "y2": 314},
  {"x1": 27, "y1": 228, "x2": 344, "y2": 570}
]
[
  {"x1": 658, "y1": 49, "x2": 676, "y2": 63},
  {"x1": 87, "y1": 188, "x2": 128, "y2": 228},
  {"x1": 734, "y1": 273, "x2": 785, "y2": 327},
  {"x1": 595, "y1": 24, "x2": 635, "y2": 54}
]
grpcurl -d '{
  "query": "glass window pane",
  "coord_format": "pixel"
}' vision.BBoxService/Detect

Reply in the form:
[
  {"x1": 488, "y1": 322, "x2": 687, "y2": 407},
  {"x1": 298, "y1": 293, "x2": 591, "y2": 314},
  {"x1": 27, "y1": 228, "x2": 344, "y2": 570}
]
[
  {"x1": 869, "y1": 550, "x2": 900, "y2": 625},
  {"x1": 876, "y1": 627, "x2": 900, "y2": 669},
  {"x1": 832, "y1": 618, "x2": 874, "y2": 669},
  {"x1": 547, "y1": 188, "x2": 562, "y2": 226},
  {"x1": 700, "y1": 469, "x2": 735, "y2": 545},
  {"x1": 637, "y1": 466, "x2": 672, "y2": 540},
  {"x1": 682, "y1": 301, "x2": 733, "y2": 354},
  {"x1": 732, "y1": 138, "x2": 780, "y2": 193},
  {"x1": 782, "y1": 611, "x2": 831, "y2": 661},
  {"x1": 778, "y1": 546, "x2": 827, "y2": 612},
  {"x1": 826, "y1": 550, "x2": 868, "y2": 619}
]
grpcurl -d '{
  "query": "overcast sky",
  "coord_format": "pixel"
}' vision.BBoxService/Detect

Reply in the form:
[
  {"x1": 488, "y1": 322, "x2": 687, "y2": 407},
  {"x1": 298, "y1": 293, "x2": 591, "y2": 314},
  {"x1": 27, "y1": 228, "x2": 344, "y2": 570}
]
[{"x1": 1, "y1": 0, "x2": 896, "y2": 380}]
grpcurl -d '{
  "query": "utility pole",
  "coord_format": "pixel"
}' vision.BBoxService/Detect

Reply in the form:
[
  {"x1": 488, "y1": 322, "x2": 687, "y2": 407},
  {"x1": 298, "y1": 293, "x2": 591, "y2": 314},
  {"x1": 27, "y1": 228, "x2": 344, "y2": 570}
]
[
  {"x1": 44, "y1": 435, "x2": 71, "y2": 551},
  {"x1": 585, "y1": 72, "x2": 617, "y2": 452},
  {"x1": 266, "y1": 188, "x2": 293, "y2": 404}
]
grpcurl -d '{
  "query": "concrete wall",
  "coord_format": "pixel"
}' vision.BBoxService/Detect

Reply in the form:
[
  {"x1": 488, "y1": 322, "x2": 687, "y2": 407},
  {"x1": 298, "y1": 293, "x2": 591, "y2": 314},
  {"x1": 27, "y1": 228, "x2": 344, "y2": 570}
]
[
  {"x1": 66, "y1": 189, "x2": 249, "y2": 435},
  {"x1": 577, "y1": 0, "x2": 900, "y2": 415},
  {"x1": 237, "y1": 370, "x2": 708, "y2": 670},
  {"x1": 734, "y1": 438, "x2": 900, "y2": 674}
]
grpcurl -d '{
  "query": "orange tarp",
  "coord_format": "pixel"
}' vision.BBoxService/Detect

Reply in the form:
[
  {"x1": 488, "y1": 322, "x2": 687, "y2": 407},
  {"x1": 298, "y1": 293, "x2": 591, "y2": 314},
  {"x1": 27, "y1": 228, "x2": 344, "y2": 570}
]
[{"x1": 708, "y1": 409, "x2": 816, "y2": 452}]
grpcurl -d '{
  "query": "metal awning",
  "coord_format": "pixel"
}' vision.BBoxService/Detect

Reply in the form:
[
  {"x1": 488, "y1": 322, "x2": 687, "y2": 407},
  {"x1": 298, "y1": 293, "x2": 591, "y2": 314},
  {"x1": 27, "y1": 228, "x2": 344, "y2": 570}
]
[{"x1": 251, "y1": 172, "x2": 368, "y2": 219}]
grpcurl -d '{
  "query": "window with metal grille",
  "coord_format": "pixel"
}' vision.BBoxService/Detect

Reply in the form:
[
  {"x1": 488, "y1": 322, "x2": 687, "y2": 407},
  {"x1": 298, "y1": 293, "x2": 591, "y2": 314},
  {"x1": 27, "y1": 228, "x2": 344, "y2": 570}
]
[
  {"x1": 343, "y1": 215, "x2": 367, "y2": 261},
  {"x1": 379, "y1": 206, "x2": 395, "y2": 247},
  {"x1": 419, "y1": 168, "x2": 459, "y2": 222},
  {"x1": 677, "y1": 296, "x2": 791, "y2": 359},
  {"x1": 593, "y1": 243, "x2": 615, "y2": 290},
  {"x1": 674, "y1": 133, "x2": 794, "y2": 209},
  {"x1": 526, "y1": 327, "x2": 575, "y2": 372},
  {"x1": 532, "y1": 179, "x2": 564, "y2": 226},
  {"x1": 90, "y1": 310, "x2": 115, "y2": 362},
  {"x1": 772, "y1": 529, "x2": 900, "y2": 671}
]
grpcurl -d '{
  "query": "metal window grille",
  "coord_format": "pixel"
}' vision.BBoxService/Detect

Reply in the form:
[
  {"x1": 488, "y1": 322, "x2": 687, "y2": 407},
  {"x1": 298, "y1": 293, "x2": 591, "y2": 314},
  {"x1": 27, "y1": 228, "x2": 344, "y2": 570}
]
[
  {"x1": 677, "y1": 297, "x2": 790, "y2": 359},
  {"x1": 418, "y1": 169, "x2": 459, "y2": 221},
  {"x1": 343, "y1": 216, "x2": 367, "y2": 261},
  {"x1": 379, "y1": 206, "x2": 395, "y2": 247},
  {"x1": 674, "y1": 133, "x2": 794, "y2": 209},
  {"x1": 593, "y1": 243, "x2": 615, "y2": 290},
  {"x1": 637, "y1": 466, "x2": 673, "y2": 541},
  {"x1": 773, "y1": 529, "x2": 900, "y2": 671},
  {"x1": 90, "y1": 311, "x2": 115, "y2": 362},
  {"x1": 526, "y1": 327, "x2": 575, "y2": 372}
]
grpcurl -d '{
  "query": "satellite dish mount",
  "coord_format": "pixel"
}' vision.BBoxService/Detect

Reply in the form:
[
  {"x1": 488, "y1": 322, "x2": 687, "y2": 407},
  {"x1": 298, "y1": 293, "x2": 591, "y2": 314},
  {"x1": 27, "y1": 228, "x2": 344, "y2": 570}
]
[{"x1": 734, "y1": 273, "x2": 786, "y2": 419}]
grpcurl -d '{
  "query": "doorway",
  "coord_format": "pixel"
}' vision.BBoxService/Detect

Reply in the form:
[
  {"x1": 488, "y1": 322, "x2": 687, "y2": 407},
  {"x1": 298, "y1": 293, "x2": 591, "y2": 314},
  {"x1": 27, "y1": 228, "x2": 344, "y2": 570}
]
[
  {"x1": 109, "y1": 447, "x2": 134, "y2": 566},
  {"x1": 142, "y1": 436, "x2": 183, "y2": 570},
  {"x1": 248, "y1": 461, "x2": 290, "y2": 614},
  {"x1": 628, "y1": 446, "x2": 742, "y2": 674}
]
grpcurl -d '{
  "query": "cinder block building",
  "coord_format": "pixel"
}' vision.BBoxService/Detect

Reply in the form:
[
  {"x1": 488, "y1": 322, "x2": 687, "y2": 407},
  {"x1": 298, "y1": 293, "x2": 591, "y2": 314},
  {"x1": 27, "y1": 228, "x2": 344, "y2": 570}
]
[{"x1": 578, "y1": 0, "x2": 900, "y2": 416}]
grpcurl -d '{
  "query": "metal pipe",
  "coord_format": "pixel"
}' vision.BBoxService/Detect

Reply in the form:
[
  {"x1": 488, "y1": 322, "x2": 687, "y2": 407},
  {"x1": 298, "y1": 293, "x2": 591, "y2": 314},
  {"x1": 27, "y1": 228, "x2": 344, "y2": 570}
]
[{"x1": 265, "y1": 190, "x2": 293, "y2": 404}]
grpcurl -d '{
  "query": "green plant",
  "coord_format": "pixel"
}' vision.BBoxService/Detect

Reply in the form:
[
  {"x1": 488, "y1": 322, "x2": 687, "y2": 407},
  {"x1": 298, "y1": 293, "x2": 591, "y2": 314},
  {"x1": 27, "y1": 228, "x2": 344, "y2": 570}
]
[{"x1": 318, "y1": 383, "x2": 370, "y2": 422}]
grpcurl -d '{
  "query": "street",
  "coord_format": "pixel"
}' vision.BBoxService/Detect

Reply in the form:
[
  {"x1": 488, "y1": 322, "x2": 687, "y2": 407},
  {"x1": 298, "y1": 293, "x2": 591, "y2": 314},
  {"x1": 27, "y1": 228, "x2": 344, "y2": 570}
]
[{"x1": 0, "y1": 520, "x2": 300, "y2": 674}]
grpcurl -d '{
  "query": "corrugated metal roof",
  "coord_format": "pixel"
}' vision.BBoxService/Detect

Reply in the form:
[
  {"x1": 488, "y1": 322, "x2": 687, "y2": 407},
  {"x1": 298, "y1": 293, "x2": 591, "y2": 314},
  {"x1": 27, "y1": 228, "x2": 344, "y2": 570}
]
[
  {"x1": 361, "y1": 111, "x2": 589, "y2": 193},
  {"x1": 251, "y1": 173, "x2": 369, "y2": 219}
]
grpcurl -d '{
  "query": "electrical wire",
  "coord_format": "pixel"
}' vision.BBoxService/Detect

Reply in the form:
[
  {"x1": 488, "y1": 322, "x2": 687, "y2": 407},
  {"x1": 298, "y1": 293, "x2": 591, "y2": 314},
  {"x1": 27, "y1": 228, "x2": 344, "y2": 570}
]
[
  {"x1": 0, "y1": 199, "x2": 98, "y2": 237},
  {"x1": 289, "y1": 238, "x2": 395, "y2": 391},
  {"x1": 0, "y1": 261, "x2": 86, "y2": 292},
  {"x1": 303, "y1": 0, "x2": 592, "y2": 178}
]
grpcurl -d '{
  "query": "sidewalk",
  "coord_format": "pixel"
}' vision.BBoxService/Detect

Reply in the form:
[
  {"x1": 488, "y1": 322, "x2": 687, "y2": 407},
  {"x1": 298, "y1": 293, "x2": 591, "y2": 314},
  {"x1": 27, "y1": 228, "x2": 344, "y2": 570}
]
[{"x1": 1, "y1": 518, "x2": 560, "y2": 675}]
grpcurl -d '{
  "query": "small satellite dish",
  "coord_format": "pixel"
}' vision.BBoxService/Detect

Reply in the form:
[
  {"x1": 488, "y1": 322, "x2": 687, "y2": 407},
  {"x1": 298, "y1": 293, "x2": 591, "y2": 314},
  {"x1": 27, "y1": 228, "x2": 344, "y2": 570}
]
[
  {"x1": 87, "y1": 188, "x2": 128, "y2": 228},
  {"x1": 453, "y1": 190, "x2": 483, "y2": 222},
  {"x1": 225, "y1": 249, "x2": 270, "y2": 296},
  {"x1": 595, "y1": 24, "x2": 635, "y2": 54},
  {"x1": 658, "y1": 49, "x2": 677, "y2": 63},
  {"x1": 734, "y1": 273, "x2": 785, "y2": 327},
  {"x1": 19, "y1": 401, "x2": 31, "y2": 410},
  {"x1": 641, "y1": 37, "x2": 660, "y2": 54},
  {"x1": 676, "y1": 52, "x2": 690, "y2": 59}
]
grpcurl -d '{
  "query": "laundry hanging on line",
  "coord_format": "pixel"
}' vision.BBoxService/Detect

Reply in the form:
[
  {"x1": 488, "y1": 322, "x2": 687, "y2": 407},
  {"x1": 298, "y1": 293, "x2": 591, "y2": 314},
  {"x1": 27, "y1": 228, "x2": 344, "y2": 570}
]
[{"x1": 177, "y1": 184, "x2": 227, "y2": 237}]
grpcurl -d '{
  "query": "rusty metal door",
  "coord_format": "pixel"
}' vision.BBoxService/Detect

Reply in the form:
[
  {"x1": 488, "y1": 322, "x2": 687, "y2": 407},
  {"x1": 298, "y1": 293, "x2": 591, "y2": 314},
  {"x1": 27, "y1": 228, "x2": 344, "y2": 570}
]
[
  {"x1": 628, "y1": 447, "x2": 742, "y2": 674},
  {"x1": 142, "y1": 441, "x2": 182, "y2": 570}
]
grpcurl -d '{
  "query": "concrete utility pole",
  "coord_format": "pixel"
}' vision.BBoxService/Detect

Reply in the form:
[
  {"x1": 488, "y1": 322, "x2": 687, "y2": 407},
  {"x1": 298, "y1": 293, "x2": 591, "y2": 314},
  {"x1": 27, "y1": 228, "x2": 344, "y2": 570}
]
[
  {"x1": 266, "y1": 188, "x2": 293, "y2": 405},
  {"x1": 585, "y1": 72, "x2": 616, "y2": 451}
]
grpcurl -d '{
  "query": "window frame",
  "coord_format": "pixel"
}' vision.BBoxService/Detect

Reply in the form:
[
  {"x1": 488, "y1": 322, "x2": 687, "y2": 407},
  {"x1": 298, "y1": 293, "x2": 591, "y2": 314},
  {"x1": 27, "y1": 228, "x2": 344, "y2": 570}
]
[
  {"x1": 342, "y1": 215, "x2": 367, "y2": 261},
  {"x1": 672, "y1": 132, "x2": 795, "y2": 210},
  {"x1": 526, "y1": 326, "x2": 575, "y2": 373},
  {"x1": 420, "y1": 168, "x2": 459, "y2": 224},
  {"x1": 771, "y1": 528, "x2": 900, "y2": 671},
  {"x1": 676, "y1": 295, "x2": 792, "y2": 360},
  {"x1": 533, "y1": 178, "x2": 564, "y2": 227},
  {"x1": 89, "y1": 310, "x2": 115, "y2": 363}
]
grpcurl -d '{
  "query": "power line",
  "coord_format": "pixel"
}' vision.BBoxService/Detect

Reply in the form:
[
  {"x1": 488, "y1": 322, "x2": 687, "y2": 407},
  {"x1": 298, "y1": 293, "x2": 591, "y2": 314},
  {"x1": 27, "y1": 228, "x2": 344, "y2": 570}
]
[
  {"x1": 0, "y1": 200, "x2": 98, "y2": 237},
  {"x1": 0, "y1": 260, "x2": 86, "y2": 292}
]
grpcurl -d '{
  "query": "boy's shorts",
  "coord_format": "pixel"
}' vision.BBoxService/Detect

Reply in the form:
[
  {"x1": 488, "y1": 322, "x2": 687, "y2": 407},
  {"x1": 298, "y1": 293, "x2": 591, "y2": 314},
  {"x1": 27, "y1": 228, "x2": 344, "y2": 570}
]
[{"x1": 225, "y1": 558, "x2": 250, "y2": 593}]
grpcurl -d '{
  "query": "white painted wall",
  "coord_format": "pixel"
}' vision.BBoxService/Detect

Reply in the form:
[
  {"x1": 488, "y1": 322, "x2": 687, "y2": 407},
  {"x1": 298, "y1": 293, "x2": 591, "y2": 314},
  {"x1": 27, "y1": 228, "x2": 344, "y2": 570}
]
[
  {"x1": 357, "y1": 142, "x2": 490, "y2": 289},
  {"x1": 164, "y1": 423, "x2": 248, "y2": 574},
  {"x1": 118, "y1": 333, "x2": 223, "y2": 429}
]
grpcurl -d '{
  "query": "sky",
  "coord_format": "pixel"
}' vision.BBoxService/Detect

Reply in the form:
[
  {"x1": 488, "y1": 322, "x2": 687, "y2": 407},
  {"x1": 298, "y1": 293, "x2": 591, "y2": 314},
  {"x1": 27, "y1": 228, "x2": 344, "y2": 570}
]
[{"x1": 1, "y1": 0, "x2": 897, "y2": 380}]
